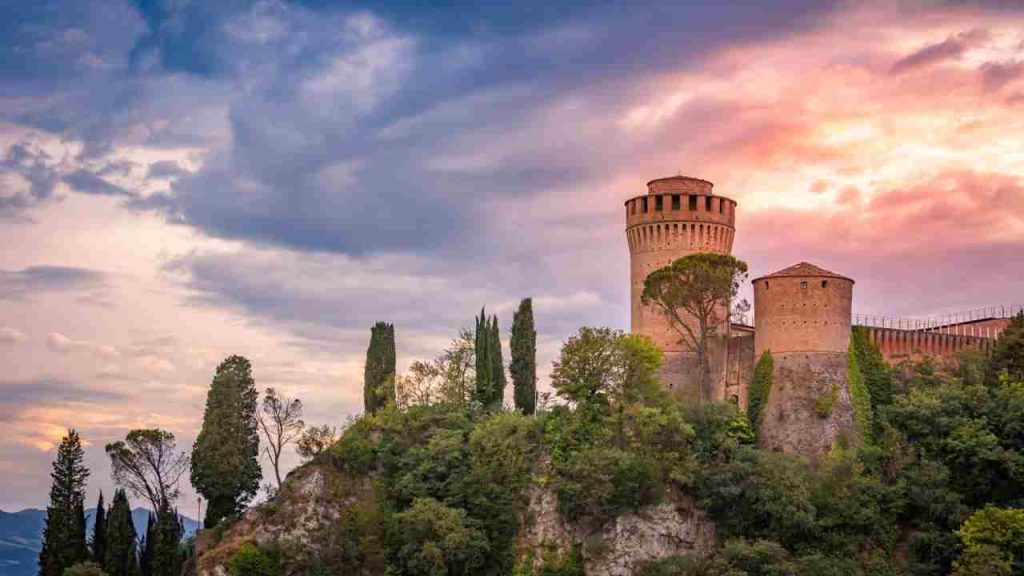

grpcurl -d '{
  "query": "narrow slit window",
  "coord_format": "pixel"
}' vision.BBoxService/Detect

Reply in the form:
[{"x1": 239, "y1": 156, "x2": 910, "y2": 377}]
[
  {"x1": 705, "y1": 196, "x2": 712, "y2": 211},
  {"x1": 655, "y1": 195, "x2": 663, "y2": 211},
  {"x1": 672, "y1": 194, "x2": 680, "y2": 210},
  {"x1": 821, "y1": 280, "x2": 828, "y2": 288},
  {"x1": 688, "y1": 195, "x2": 697, "y2": 211},
  {"x1": 642, "y1": 197, "x2": 648, "y2": 213}
]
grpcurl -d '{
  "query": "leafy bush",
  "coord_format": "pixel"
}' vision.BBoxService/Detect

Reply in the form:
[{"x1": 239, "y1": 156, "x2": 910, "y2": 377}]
[
  {"x1": 554, "y1": 446, "x2": 660, "y2": 521},
  {"x1": 228, "y1": 542, "x2": 281, "y2": 576},
  {"x1": 388, "y1": 497, "x2": 490, "y2": 576}
]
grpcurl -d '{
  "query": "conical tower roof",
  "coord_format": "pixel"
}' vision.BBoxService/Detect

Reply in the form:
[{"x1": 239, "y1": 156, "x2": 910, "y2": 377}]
[{"x1": 752, "y1": 262, "x2": 853, "y2": 283}]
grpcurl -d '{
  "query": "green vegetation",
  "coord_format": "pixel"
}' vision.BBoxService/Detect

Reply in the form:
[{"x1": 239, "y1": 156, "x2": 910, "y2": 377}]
[
  {"x1": 191, "y1": 355, "x2": 262, "y2": 528},
  {"x1": 102, "y1": 490, "x2": 138, "y2": 576},
  {"x1": 40, "y1": 429, "x2": 90, "y2": 576},
  {"x1": 364, "y1": 321, "x2": 397, "y2": 413},
  {"x1": 90, "y1": 492, "x2": 105, "y2": 566},
  {"x1": 511, "y1": 297, "x2": 538, "y2": 415},
  {"x1": 987, "y1": 312, "x2": 1024, "y2": 385},
  {"x1": 642, "y1": 252, "x2": 748, "y2": 399},
  {"x1": 228, "y1": 542, "x2": 281, "y2": 576},
  {"x1": 747, "y1": 351, "x2": 773, "y2": 436},
  {"x1": 846, "y1": 341, "x2": 873, "y2": 441},
  {"x1": 953, "y1": 505, "x2": 1024, "y2": 575},
  {"x1": 106, "y1": 429, "x2": 189, "y2": 511},
  {"x1": 813, "y1": 383, "x2": 838, "y2": 418},
  {"x1": 475, "y1": 308, "x2": 506, "y2": 411},
  {"x1": 63, "y1": 562, "x2": 106, "y2": 576}
]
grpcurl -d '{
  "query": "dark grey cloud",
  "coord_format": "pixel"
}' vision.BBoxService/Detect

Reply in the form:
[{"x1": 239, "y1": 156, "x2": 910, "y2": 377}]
[
  {"x1": 0, "y1": 378, "x2": 126, "y2": 408},
  {"x1": 981, "y1": 60, "x2": 1024, "y2": 92},
  {"x1": 0, "y1": 143, "x2": 60, "y2": 212},
  {"x1": 890, "y1": 29, "x2": 988, "y2": 73},
  {"x1": 0, "y1": 266, "x2": 107, "y2": 300},
  {"x1": 63, "y1": 168, "x2": 133, "y2": 197},
  {"x1": 146, "y1": 160, "x2": 187, "y2": 179}
]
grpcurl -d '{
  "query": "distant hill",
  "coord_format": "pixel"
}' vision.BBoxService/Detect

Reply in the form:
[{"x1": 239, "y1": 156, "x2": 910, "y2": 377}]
[{"x1": 0, "y1": 507, "x2": 199, "y2": 576}]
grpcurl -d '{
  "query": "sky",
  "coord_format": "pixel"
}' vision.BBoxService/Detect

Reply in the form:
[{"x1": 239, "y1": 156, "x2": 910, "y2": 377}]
[{"x1": 1, "y1": 0, "x2": 1023, "y2": 512}]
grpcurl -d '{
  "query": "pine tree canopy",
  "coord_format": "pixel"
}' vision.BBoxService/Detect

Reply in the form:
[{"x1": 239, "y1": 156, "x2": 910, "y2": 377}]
[{"x1": 39, "y1": 429, "x2": 90, "y2": 576}]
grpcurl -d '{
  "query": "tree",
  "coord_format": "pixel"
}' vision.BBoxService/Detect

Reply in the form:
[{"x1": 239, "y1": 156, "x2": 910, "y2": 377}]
[
  {"x1": 102, "y1": 490, "x2": 138, "y2": 576},
  {"x1": 64, "y1": 562, "x2": 106, "y2": 576},
  {"x1": 150, "y1": 505, "x2": 183, "y2": 576},
  {"x1": 90, "y1": 492, "x2": 106, "y2": 565},
  {"x1": 954, "y1": 505, "x2": 1024, "y2": 575},
  {"x1": 40, "y1": 429, "x2": 91, "y2": 576},
  {"x1": 105, "y1": 429, "x2": 189, "y2": 512},
  {"x1": 389, "y1": 497, "x2": 490, "y2": 576},
  {"x1": 296, "y1": 424, "x2": 338, "y2": 461},
  {"x1": 551, "y1": 327, "x2": 662, "y2": 411},
  {"x1": 257, "y1": 388, "x2": 304, "y2": 488},
  {"x1": 138, "y1": 514, "x2": 155, "y2": 576},
  {"x1": 988, "y1": 312, "x2": 1024, "y2": 385},
  {"x1": 191, "y1": 355, "x2": 261, "y2": 529},
  {"x1": 474, "y1": 309, "x2": 505, "y2": 411},
  {"x1": 395, "y1": 329, "x2": 476, "y2": 411},
  {"x1": 642, "y1": 252, "x2": 748, "y2": 400},
  {"x1": 364, "y1": 322, "x2": 396, "y2": 414},
  {"x1": 747, "y1": 351, "x2": 773, "y2": 437},
  {"x1": 510, "y1": 298, "x2": 537, "y2": 415}
]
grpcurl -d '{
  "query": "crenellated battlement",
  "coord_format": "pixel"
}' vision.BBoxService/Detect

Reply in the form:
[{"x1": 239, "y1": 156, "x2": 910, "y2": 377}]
[{"x1": 624, "y1": 191, "x2": 736, "y2": 230}]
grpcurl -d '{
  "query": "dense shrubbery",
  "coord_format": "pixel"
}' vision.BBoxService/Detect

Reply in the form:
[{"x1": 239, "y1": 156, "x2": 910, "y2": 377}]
[{"x1": 254, "y1": 319, "x2": 1024, "y2": 575}]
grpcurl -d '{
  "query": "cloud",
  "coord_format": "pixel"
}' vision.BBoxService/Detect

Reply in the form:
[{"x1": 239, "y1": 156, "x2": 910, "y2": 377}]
[
  {"x1": 146, "y1": 160, "x2": 188, "y2": 179},
  {"x1": 890, "y1": 29, "x2": 988, "y2": 73},
  {"x1": 45, "y1": 332, "x2": 120, "y2": 360},
  {"x1": 0, "y1": 327, "x2": 28, "y2": 344},
  {"x1": 981, "y1": 60, "x2": 1024, "y2": 91},
  {"x1": 62, "y1": 168, "x2": 133, "y2": 197},
  {"x1": 0, "y1": 266, "x2": 107, "y2": 300}
]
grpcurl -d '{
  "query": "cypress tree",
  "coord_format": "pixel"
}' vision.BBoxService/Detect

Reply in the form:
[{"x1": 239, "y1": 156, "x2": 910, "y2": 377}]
[
  {"x1": 103, "y1": 489, "x2": 139, "y2": 576},
  {"x1": 363, "y1": 322, "x2": 396, "y2": 414},
  {"x1": 474, "y1": 308, "x2": 494, "y2": 409},
  {"x1": 510, "y1": 298, "x2": 537, "y2": 415},
  {"x1": 139, "y1": 513, "x2": 155, "y2": 576},
  {"x1": 39, "y1": 429, "x2": 90, "y2": 576},
  {"x1": 152, "y1": 505, "x2": 183, "y2": 576},
  {"x1": 490, "y1": 315, "x2": 506, "y2": 410},
  {"x1": 191, "y1": 355, "x2": 261, "y2": 529},
  {"x1": 90, "y1": 492, "x2": 106, "y2": 565}
]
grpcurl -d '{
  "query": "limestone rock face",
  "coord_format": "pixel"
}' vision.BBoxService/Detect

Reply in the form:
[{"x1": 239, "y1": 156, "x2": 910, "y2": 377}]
[
  {"x1": 581, "y1": 494, "x2": 716, "y2": 576},
  {"x1": 517, "y1": 481, "x2": 716, "y2": 576},
  {"x1": 758, "y1": 352, "x2": 857, "y2": 461}
]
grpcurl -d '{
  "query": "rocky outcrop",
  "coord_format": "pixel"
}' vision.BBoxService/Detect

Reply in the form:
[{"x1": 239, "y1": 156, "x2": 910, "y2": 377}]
[
  {"x1": 197, "y1": 460, "x2": 717, "y2": 576},
  {"x1": 517, "y1": 480, "x2": 716, "y2": 576}
]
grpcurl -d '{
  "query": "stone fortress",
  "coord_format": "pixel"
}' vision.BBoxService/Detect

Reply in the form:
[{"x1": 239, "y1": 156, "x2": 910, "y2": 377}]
[{"x1": 625, "y1": 175, "x2": 1018, "y2": 457}]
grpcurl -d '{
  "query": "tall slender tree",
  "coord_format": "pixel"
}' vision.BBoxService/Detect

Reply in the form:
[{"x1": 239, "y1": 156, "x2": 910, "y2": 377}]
[
  {"x1": 510, "y1": 298, "x2": 537, "y2": 415},
  {"x1": 474, "y1": 309, "x2": 505, "y2": 410},
  {"x1": 364, "y1": 322, "x2": 396, "y2": 413},
  {"x1": 103, "y1": 489, "x2": 139, "y2": 576},
  {"x1": 39, "y1": 429, "x2": 90, "y2": 575},
  {"x1": 139, "y1": 513, "x2": 155, "y2": 576},
  {"x1": 490, "y1": 315, "x2": 506, "y2": 409},
  {"x1": 90, "y1": 491, "x2": 106, "y2": 565},
  {"x1": 151, "y1": 505, "x2": 183, "y2": 576},
  {"x1": 191, "y1": 355, "x2": 261, "y2": 529}
]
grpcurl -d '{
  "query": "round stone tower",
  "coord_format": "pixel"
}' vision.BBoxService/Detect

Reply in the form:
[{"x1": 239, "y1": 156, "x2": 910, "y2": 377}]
[
  {"x1": 625, "y1": 176, "x2": 737, "y2": 399},
  {"x1": 752, "y1": 262, "x2": 858, "y2": 460}
]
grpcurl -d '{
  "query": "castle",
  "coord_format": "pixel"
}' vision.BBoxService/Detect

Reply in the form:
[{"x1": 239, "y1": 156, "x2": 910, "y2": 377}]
[{"x1": 625, "y1": 175, "x2": 1015, "y2": 457}]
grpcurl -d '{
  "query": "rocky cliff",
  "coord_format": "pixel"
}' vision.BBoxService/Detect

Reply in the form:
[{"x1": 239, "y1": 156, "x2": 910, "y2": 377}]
[{"x1": 195, "y1": 460, "x2": 716, "y2": 576}]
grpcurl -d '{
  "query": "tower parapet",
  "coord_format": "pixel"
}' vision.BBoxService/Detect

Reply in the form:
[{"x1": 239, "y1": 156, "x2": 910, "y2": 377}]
[{"x1": 625, "y1": 175, "x2": 737, "y2": 399}]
